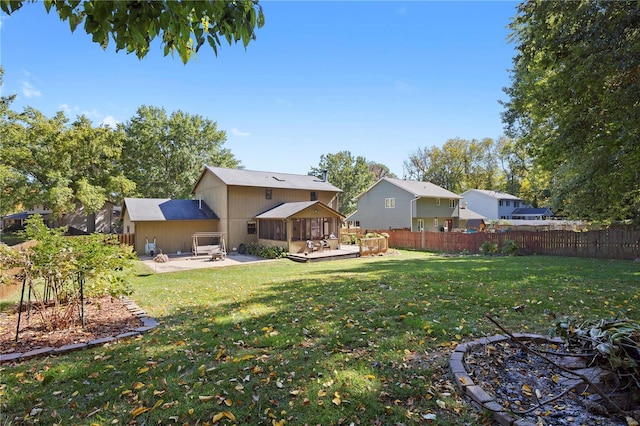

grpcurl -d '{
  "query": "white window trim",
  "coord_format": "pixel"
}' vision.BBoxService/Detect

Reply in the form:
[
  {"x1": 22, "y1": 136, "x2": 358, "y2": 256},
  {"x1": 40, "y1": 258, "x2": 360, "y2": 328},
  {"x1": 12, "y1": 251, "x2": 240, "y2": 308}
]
[
  {"x1": 417, "y1": 219, "x2": 424, "y2": 231},
  {"x1": 385, "y1": 198, "x2": 395, "y2": 208}
]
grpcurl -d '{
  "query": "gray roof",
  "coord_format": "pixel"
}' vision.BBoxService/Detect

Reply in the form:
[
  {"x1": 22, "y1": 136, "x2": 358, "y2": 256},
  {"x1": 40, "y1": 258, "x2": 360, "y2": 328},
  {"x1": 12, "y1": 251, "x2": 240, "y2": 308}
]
[
  {"x1": 123, "y1": 198, "x2": 218, "y2": 221},
  {"x1": 197, "y1": 166, "x2": 342, "y2": 192},
  {"x1": 512, "y1": 207, "x2": 553, "y2": 215},
  {"x1": 461, "y1": 189, "x2": 522, "y2": 201},
  {"x1": 459, "y1": 207, "x2": 486, "y2": 220},
  {"x1": 255, "y1": 201, "x2": 345, "y2": 220},
  {"x1": 356, "y1": 177, "x2": 462, "y2": 200}
]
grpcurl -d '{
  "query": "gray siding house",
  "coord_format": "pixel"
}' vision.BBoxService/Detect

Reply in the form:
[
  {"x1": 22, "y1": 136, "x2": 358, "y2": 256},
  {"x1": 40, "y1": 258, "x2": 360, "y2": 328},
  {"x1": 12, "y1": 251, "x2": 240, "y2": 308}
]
[
  {"x1": 345, "y1": 178, "x2": 463, "y2": 232},
  {"x1": 460, "y1": 189, "x2": 523, "y2": 220}
]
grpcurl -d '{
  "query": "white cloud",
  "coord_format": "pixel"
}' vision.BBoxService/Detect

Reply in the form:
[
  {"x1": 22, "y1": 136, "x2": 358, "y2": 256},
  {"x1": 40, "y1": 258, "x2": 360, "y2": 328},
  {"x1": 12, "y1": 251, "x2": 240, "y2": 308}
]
[
  {"x1": 101, "y1": 116, "x2": 119, "y2": 128},
  {"x1": 58, "y1": 103, "x2": 74, "y2": 116},
  {"x1": 22, "y1": 81, "x2": 41, "y2": 98},
  {"x1": 231, "y1": 128, "x2": 251, "y2": 137}
]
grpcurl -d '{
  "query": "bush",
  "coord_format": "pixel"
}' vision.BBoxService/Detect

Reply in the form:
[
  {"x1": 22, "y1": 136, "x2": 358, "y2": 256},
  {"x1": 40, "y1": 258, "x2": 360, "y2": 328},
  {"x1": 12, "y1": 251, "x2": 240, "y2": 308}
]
[
  {"x1": 246, "y1": 242, "x2": 288, "y2": 259},
  {"x1": 501, "y1": 239, "x2": 520, "y2": 256},
  {"x1": 479, "y1": 240, "x2": 498, "y2": 255}
]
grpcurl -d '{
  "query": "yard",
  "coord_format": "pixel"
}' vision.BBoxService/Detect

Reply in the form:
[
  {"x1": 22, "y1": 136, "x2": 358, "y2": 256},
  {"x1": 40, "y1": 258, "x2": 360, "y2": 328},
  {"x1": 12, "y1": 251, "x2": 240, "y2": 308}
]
[{"x1": 1, "y1": 251, "x2": 639, "y2": 425}]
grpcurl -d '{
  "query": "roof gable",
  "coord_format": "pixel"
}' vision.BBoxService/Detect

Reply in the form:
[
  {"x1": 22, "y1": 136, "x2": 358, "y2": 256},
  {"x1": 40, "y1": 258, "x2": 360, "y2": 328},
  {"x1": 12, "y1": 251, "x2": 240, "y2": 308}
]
[
  {"x1": 193, "y1": 166, "x2": 342, "y2": 193},
  {"x1": 255, "y1": 201, "x2": 345, "y2": 220},
  {"x1": 356, "y1": 177, "x2": 462, "y2": 200},
  {"x1": 123, "y1": 198, "x2": 218, "y2": 221}
]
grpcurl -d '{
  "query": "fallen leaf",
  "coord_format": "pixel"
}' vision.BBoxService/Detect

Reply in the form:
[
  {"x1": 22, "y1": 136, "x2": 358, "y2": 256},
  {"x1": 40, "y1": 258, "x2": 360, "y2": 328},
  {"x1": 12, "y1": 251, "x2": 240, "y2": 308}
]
[
  {"x1": 131, "y1": 406, "x2": 149, "y2": 418},
  {"x1": 199, "y1": 395, "x2": 216, "y2": 402}
]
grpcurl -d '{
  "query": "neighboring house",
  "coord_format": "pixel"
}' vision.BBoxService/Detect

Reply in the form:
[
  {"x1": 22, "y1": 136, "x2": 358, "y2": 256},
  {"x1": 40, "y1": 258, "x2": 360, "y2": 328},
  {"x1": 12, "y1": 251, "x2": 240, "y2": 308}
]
[
  {"x1": 460, "y1": 189, "x2": 524, "y2": 220},
  {"x1": 1, "y1": 206, "x2": 53, "y2": 231},
  {"x1": 510, "y1": 207, "x2": 553, "y2": 220},
  {"x1": 122, "y1": 198, "x2": 219, "y2": 255},
  {"x1": 345, "y1": 177, "x2": 463, "y2": 232},
  {"x1": 191, "y1": 166, "x2": 343, "y2": 253},
  {"x1": 61, "y1": 202, "x2": 121, "y2": 234}
]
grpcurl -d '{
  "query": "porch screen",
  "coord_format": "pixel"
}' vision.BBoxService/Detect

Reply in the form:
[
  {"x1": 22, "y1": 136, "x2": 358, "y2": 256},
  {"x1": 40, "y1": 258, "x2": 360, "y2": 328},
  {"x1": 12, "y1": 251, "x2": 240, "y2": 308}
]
[
  {"x1": 291, "y1": 218, "x2": 339, "y2": 241},
  {"x1": 259, "y1": 219, "x2": 287, "y2": 241}
]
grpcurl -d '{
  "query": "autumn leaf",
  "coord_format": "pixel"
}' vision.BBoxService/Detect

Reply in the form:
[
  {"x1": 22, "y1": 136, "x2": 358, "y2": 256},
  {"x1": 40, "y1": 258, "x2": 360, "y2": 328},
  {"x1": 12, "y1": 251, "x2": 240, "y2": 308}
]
[
  {"x1": 137, "y1": 366, "x2": 149, "y2": 375},
  {"x1": 131, "y1": 406, "x2": 149, "y2": 418},
  {"x1": 133, "y1": 382, "x2": 145, "y2": 390},
  {"x1": 199, "y1": 395, "x2": 216, "y2": 402},
  {"x1": 212, "y1": 411, "x2": 236, "y2": 422}
]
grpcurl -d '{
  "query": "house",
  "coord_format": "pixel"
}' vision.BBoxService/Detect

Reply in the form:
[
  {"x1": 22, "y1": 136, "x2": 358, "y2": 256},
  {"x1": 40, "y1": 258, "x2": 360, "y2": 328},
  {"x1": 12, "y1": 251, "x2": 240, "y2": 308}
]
[
  {"x1": 510, "y1": 207, "x2": 553, "y2": 220},
  {"x1": 1, "y1": 206, "x2": 53, "y2": 231},
  {"x1": 122, "y1": 198, "x2": 219, "y2": 255},
  {"x1": 192, "y1": 166, "x2": 343, "y2": 253},
  {"x1": 61, "y1": 201, "x2": 120, "y2": 234},
  {"x1": 345, "y1": 177, "x2": 463, "y2": 232},
  {"x1": 460, "y1": 189, "x2": 524, "y2": 220}
]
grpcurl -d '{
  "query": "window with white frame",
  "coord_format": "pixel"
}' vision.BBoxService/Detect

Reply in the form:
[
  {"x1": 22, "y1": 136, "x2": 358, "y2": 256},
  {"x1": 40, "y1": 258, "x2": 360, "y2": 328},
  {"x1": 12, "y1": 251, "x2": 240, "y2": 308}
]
[
  {"x1": 449, "y1": 199, "x2": 456, "y2": 208},
  {"x1": 433, "y1": 218, "x2": 439, "y2": 228},
  {"x1": 436, "y1": 198, "x2": 441, "y2": 206},
  {"x1": 417, "y1": 219, "x2": 424, "y2": 231},
  {"x1": 385, "y1": 198, "x2": 395, "y2": 208}
]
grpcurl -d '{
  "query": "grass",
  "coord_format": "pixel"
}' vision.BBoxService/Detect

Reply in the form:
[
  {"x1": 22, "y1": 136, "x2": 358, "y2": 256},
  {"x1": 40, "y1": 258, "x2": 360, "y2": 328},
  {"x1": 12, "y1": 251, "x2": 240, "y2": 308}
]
[{"x1": 1, "y1": 251, "x2": 639, "y2": 425}]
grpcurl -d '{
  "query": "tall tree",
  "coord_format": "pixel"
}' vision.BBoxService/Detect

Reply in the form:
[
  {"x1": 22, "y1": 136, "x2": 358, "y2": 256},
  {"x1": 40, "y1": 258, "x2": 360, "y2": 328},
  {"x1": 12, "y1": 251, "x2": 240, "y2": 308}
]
[
  {"x1": 0, "y1": 106, "x2": 134, "y2": 219},
  {"x1": 309, "y1": 151, "x2": 375, "y2": 216},
  {"x1": 121, "y1": 105, "x2": 239, "y2": 199},
  {"x1": 404, "y1": 138, "x2": 501, "y2": 194},
  {"x1": 0, "y1": 0, "x2": 264, "y2": 64},
  {"x1": 502, "y1": 1, "x2": 640, "y2": 222}
]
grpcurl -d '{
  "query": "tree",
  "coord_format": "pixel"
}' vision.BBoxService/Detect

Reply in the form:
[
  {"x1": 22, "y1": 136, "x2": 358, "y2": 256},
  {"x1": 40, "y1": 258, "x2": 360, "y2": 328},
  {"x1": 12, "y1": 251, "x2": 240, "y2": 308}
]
[
  {"x1": 502, "y1": 1, "x2": 640, "y2": 223},
  {"x1": 0, "y1": 102, "x2": 135, "y2": 220},
  {"x1": 309, "y1": 151, "x2": 375, "y2": 216},
  {"x1": 0, "y1": 0, "x2": 264, "y2": 64},
  {"x1": 368, "y1": 161, "x2": 396, "y2": 180},
  {"x1": 403, "y1": 138, "x2": 501, "y2": 194},
  {"x1": 121, "y1": 105, "x2": 239, "y2": 199}
]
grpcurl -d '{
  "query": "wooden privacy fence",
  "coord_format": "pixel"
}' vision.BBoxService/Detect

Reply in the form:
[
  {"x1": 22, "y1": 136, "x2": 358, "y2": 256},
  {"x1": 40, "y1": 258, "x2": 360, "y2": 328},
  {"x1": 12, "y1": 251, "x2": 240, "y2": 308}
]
[
  {"x1": 117, "y1": 233, "x2": 135, "y2": 247},
  {"x1": 376, "y1": 229, "x2": 640, "y2": 260}
]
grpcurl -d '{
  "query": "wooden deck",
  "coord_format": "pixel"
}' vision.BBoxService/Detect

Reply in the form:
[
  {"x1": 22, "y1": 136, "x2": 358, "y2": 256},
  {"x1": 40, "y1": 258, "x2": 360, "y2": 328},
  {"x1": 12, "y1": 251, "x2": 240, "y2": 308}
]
[{"x1": 287, "y1": 245, "x2": 360, "y2": 263}]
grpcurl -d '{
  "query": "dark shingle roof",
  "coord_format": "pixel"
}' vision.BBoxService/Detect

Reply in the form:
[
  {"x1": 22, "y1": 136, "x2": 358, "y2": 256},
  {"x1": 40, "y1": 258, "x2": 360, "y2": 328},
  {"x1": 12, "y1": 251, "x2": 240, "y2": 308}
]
[
  {"x1": 123, "y1": 198, "x2": 218, "y2": 221},
  {"x1": 255, "y1": 201, "x2": 345, "y2": 220},
  {"x1": 199, "y1": 166, "x2": 342, "y2": 192}
]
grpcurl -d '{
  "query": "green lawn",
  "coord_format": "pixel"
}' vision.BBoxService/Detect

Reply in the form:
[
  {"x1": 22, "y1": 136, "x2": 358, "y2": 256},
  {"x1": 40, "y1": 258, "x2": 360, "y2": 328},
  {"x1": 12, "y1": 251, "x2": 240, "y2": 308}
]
[{"x1": 2, "y1": 251, "x2": 639, "y2": 425}]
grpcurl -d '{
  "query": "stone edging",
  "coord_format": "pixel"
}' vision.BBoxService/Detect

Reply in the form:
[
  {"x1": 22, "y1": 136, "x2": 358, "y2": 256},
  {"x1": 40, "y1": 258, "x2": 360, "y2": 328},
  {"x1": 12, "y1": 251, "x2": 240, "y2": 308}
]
[
  {"x1": 450, "y1": 333, "x2": 564, "y2": 426},
  {"x1": 0, "y1": 297, "x2": 158, "y2": 365}
]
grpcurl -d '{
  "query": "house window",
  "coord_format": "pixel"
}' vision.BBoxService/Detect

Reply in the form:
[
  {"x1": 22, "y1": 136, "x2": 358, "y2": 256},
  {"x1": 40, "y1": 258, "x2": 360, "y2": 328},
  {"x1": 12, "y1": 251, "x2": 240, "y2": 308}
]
[
  {"x1": 417, "y1": 219, "x2": 424, "y2": 231},
  {"x1": 499, "y1": 200, "x2": 504, "y2": 206},
  {"x1": 449, "y1": 199, "x2": 456, "y2": 208},
  {"x1": 266, "y1": 188, "x2": 272, "y2": 200},
  {"x1": 247, "y1": 221, "x2": 256, "y2": 234},
  {"x1": 385, "y1": 198, "x2": 395, "y2": 208},
  {"x1": 436, "y1": 198, "x2": 441, "y2": 206},
  {"x1": 514, "y1": 201, "x2": 520, "y2": 208},
  {"x1": 291, "y1": 217, "x2": 339, "y2": 241},
  {"x1": 506, "y1": 200, "x2": 511, "y2": 207},
  {"x1": 310, "y1": 191, "x2": 318, "y2": 201}
]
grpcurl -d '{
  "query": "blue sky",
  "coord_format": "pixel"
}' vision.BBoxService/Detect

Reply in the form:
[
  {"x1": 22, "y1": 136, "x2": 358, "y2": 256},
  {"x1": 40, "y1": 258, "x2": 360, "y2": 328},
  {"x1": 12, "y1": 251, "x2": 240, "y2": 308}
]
[{"x1": 1, "y1": 1, "x2": 518, "y2": 178}]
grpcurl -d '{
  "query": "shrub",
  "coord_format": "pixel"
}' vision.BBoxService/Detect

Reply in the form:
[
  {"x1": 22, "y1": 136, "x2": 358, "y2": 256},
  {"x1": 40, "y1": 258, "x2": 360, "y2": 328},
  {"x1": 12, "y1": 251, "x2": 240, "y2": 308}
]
[
  {"x1": 246, "y1": 242, "x2": 288, "y2": 259},
  {"x1": 501, "y1": 239, "x2": 520, "y2": 256},
  {"x1": 479, "y1": 240, "x2": 498, "y2": 255}
]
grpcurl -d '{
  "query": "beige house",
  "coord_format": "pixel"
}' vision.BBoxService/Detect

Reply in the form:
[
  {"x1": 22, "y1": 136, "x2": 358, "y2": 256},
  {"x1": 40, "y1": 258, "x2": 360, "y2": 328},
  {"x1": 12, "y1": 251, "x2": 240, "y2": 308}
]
[
  {"x1": 122, "y1": 198, "x2": 219, "y2": 255},
  {"x1": 122, "y1": 167, "x2": 344, "y2": 255},
  {"x1": 192, "y1": 166, "x2": 343, "y2": 252}
]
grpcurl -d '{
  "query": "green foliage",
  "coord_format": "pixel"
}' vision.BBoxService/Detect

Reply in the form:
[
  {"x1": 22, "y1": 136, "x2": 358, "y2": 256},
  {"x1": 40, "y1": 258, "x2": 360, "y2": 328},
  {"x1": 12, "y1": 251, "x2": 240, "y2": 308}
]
[
  {"x1": 0, "y1": 0, "x2": 265, "y2": 64},
  {"x1": 121, "y1": 105, "x2": 240, "y2": 199},
  {"x1": 556, "y1": 318, "x2": 640, "y2": 388},
  {"x1": 310, "y1": 151, "x2": 376, "y2": 216},
  {"x1": 503, "y1": 1, "x2": 640, "y2": 223},
  {"x1": 479, "y1": 240, "x2": 498, "y2": 255},
  {"x1": 404, "y1": 138, "x2": 501, "y2": 194},
  {"x1": 0, "y1": 216, "x2": 135, "y2": 330},
  {"x1": 500, "y1": 239, "x2": 519, "y2": 256},
  {"x1": 245, "y1": 242, "x2": 288, "y2": 259}
]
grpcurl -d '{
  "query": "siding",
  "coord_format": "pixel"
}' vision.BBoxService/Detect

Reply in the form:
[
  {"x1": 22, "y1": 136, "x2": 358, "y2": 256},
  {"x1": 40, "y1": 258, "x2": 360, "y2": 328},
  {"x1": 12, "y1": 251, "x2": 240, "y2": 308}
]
[{"x1": 132, "y1": 220, "x2": 218, "y2": 255}]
